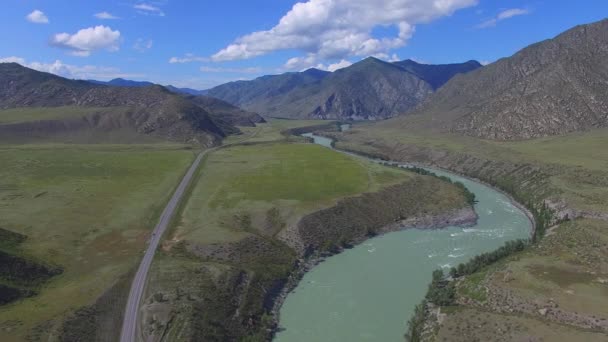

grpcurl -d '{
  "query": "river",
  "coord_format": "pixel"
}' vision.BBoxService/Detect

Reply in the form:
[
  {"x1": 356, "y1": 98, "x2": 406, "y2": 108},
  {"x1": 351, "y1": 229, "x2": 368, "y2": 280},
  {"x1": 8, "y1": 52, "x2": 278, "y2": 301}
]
[{"x1": 274, "y1": 132, "x2": 532, "y2": 342}]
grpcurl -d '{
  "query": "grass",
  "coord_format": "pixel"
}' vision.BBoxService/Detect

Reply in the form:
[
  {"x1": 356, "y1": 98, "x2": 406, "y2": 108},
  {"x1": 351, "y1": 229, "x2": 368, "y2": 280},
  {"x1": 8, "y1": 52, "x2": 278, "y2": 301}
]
[
  {"x1": 0, "y1": 143, "x2": 196, "y2": 341},
  {"x1": 333, "y1": 124, "x2": 608, "y2": 212},
  {"x1": 489, "y1": 219, "x2": 608, "y2": 318},
  {"x1": 0, "y1": 106, "x2": 124, "y2": 124},
  {"x1": 173, "y1": 142, "x2": 410, "y2": 246},
  {"x1": 223, "y1": 118, "x2": 333, "y2": 144},
  {"x1": 458, "y1": 270, "x2": 488, "y2": 303},
  {"x1": 436, "y1": 307, "x2": 608, "y2": 342}
]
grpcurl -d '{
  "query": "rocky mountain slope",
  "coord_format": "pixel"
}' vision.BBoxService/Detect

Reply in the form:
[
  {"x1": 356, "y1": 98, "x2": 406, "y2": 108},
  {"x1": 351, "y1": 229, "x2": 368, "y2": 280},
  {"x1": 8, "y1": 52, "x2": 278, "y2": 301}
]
[
  {"x1": 405, "y1": 18, "x2": 608, "y2": 140},
  {"x1": 0, "y1": 63, "x2": 254, "y2": 145},
  {"x1": 206, "y1": 57, "x2": 480, "y2": 120},
  {"x1": 392, "y1": 59, "x2": 482, "y2": 90}
]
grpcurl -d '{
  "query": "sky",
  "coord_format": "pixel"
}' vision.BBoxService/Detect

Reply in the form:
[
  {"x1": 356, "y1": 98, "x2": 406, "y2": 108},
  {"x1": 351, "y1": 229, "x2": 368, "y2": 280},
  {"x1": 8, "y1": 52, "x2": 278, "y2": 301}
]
[{"x1": 1, "y1": 1, "x2": 607, "y2": 89}]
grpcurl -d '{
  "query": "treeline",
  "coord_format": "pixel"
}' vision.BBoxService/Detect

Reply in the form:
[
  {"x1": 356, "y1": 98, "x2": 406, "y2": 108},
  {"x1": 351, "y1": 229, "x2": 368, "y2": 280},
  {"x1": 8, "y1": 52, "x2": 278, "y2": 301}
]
[
  {"x1": 405, "y1": 239, "x2": 528, "y2": 341},
  {"x1": 397, "y1": 165, "x2": 477, "y2": 205}
]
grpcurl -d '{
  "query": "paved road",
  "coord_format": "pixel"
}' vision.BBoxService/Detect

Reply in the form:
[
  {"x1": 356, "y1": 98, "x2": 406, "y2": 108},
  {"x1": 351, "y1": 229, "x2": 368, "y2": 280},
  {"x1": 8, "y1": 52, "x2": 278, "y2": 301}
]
[{"x1": 120, "y1": 150, "x2": 206, "y2": 342}]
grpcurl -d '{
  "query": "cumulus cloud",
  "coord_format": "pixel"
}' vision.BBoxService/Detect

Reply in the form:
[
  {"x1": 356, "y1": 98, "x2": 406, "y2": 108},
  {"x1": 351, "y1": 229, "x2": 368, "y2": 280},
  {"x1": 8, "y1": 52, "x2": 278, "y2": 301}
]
[
  {"x1": 212, "y1": 0, "x2": 477, "y2": 63},
  {"x1": 95, "y1": 11, "x2": 120, "y2": 20},
  {"x1": 283, "y1": 54, "x2": 353, "y2": 72},
  {"x1": 133, "y1": 38, "x2": 153, "y2": 52},
  {"x1": 134, "y1": 3, "x2": 165, "y2": 16},
  {"x1": 325, "y1": 59, "x2": 352, "y2": 71},
  {"x1": 476, "y1": 8, "x2": 529, "y2": 28},
  {"x1": 0, "y1": 57, "x2": 143, "y2": 80},
  {"x1": 26, "y1": 10, "x2": 49, "y2": 24},
  {"x1": 200, "y1": 66, "x2": 262, "y2": 74},
  {"x1": 169, "y1": 53, "x2": 209, "y2": 63},
  {"x1": 50, "y1": 26, "x2": 121, "y2": 57}
]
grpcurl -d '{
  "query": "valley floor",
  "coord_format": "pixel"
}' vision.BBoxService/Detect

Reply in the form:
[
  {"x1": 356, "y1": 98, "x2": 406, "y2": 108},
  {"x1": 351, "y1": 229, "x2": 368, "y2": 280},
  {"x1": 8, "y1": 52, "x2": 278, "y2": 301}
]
[{"x1": 0, "y1": 119, "x2": 473, "y2": 342}]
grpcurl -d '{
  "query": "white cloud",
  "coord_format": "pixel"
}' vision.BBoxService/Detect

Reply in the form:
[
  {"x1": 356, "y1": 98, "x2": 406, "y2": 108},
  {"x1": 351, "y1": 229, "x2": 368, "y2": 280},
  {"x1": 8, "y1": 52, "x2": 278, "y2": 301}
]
[
  {"x1": 95, "y1": 11, "x2": 120, "y2": 20},
  {"x1": 480, "y1": 60, "x2": 491, "y2": 66},
  {"x1": 169, "y1": 53, "x2": 209, "y2": 63},
  {"x1": 326, "y1": 59, "x2": 352, "y2": 72},
  {"x1": 283, "y1": 54, "x2": 353, "y2": 72},
  {"x1": 134, "y1": 3, "x2": 165, "y2": 16},
  {"x1": 26, "y1": 10, "x2": 49, "y2": 24},
  {"x1": 133, "y1": 38, "x2": 153, "y2": 52},
  {"x1": 200, "y1": 66, "x2": 262, "y2": 74},
  {"x1": 0, "y1": 57, "x2": 144, "y2": 80},
  {"x1": 476, "y1": 8, "x2": 529, "y2": 28},
  {"x1": 212, "y1": 0, "x2": 477, "y2": 63},
  {"x1": 50, "y1": 26, "x2": 121, "y2": 57}
]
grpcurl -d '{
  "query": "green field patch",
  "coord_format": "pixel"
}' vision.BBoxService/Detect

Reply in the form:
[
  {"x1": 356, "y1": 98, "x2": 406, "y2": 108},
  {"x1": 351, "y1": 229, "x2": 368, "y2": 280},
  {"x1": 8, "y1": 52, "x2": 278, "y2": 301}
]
[
  {"x1": 0, "y1": 144, "x2": 195, "y2": 340},
  {"x1": 0, "y1": 106, "x2": 123, "y2": 124}
]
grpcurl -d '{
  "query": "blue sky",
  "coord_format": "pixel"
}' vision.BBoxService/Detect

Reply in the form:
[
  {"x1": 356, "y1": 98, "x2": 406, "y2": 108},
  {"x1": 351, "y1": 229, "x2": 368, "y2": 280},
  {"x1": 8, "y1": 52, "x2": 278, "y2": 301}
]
[{"x1": 1, "y1": 1, "x2": 606, "y2": 89}]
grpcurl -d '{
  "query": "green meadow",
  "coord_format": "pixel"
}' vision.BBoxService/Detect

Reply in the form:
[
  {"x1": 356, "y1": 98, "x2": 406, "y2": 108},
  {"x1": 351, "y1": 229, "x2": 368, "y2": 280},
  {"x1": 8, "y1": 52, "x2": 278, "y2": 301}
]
[{"x1": 0, "y1": 143, "x2": 195, "y2": 341}]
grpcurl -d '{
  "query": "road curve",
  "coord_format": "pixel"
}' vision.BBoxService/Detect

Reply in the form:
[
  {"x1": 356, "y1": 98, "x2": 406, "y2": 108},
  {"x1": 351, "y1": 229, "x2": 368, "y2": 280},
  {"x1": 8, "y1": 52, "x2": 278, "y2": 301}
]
[{"x1": 120, "y1": 150, "x2": 206, "y2": 342}]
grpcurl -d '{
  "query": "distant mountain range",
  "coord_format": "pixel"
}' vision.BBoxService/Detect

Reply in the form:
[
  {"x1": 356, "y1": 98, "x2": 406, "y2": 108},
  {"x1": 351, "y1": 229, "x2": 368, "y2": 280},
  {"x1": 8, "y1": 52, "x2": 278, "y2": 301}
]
[
  {"x1": 0, "y1": 63, "x2": 263, "y2": 145},
  {"x1": 398, "y1": 18, "x2": 608, "y2": 140},
  {"x1": 88, "y1": 78, "x2": 207, "y2": 96},
  {"x1": 206, "y1": 58, "x2": 482, "y2": 120}
]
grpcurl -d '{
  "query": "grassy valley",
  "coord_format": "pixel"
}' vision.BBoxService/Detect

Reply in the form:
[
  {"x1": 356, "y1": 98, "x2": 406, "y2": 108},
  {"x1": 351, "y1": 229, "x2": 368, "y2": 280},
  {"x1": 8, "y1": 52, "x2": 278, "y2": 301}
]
[
  {"x1": 137, "y1": 120, "x2": 474, "y2": 341},
  {"x1": 0, "y1": 142, "x2": 196, "y2": 341}
]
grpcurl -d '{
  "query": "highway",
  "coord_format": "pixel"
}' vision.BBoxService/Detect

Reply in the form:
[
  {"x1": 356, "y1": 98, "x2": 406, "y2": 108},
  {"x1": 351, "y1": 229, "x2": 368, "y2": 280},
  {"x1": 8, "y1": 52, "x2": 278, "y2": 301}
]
[{"x1": 119, "y1": 150, "x2": 206, "y2": 342}]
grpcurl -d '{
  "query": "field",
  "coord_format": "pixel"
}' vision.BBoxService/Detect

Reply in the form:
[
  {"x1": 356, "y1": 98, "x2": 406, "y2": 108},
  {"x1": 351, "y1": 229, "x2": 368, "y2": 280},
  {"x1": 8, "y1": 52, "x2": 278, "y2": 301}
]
[
  {"x1": 0, "y1": 106, "x2": 122, "y2": 124},
  {"x1": 0, "y1": 143, "x2": 195, "y2": 341},
  {"x1": 435, "y1": 218, "x2": 608, "y2": 341},
  {"x1": 174, "y1": 142, "x2": 409, "y2": 246},
  {"x1": 223, "y1": 118, "x2": 331, "y2": 144}
]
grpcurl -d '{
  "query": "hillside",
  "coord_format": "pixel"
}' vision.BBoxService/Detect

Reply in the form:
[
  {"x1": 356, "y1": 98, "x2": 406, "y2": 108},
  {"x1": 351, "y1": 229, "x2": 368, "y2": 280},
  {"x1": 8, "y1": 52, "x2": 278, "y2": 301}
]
[
  {"x1": 206, "y1": 67, "x2": 330, "y2": 108},
  {"x1": 268, "y1": 57, "x2": 433, "y2": 120},
  {"x1": 186, "y1": 95, "x2": 266, "y2": 134},
  {"x1": 401, "y1": 18, "x2": 608, "y2": 140},
  {"x1": 392, "y1": 59, "x2": 482, "y2": 90},
  {"x1": 207, "y1": 57, "x2": 481, "y2": 120},
  {"x1": 87, "y1": 78, "x2": 156, "y2": 88},
  {"x1": 0, "y1": 63, "x2": 242, "y2": 145}
]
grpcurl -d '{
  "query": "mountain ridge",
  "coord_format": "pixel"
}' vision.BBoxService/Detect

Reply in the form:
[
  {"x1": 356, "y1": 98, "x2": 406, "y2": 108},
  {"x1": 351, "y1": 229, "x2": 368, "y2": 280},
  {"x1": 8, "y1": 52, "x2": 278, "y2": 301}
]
[
  {"x1": 0, "y1": 63, "x2": 255, "y2": 145},
  {"x1": 206, "y1": 57, "x2": 481, "y2": 120},
  {"x1": 398, "y1": 18, "x2": 608, "y2": 140}
]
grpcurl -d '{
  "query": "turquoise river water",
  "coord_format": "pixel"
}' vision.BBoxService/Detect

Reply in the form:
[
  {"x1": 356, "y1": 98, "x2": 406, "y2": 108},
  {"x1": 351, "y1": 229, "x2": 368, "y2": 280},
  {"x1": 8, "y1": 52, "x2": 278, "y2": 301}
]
[{"x1": 274, "y1": 133, "x2": 532, "y2": 342}]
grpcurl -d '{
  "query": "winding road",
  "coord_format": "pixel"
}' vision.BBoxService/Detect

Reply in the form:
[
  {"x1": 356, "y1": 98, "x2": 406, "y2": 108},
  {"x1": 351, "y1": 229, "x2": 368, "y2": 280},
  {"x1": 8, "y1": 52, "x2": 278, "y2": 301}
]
[{"x1": 119, "y1": 150, "x2": 206, "y2": 342}]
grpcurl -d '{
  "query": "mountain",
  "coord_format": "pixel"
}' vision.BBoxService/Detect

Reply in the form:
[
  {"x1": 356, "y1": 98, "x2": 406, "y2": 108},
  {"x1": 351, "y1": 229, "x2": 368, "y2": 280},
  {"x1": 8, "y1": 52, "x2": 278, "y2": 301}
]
[
  {"x1": 263, "y1": 57, "x2": 433, "y2": 120},
  {"x1": 206, "y1": 68, "x2": 330, "y2": 108},
  {"x1": 207, "y1": 57, "x2": 481, "y2": 120},
  {"x1": 87, "y1": 79, "x2": 207, "y2": 96},
  {"x1": 392, "y1": 59, "x2": 482, "y2": 90},
  {"x1": 208, "y1": 58, "x2": 434, "y2": 120},
  {"x1": 0, "y1": 63, "x2": 232, "y2": 145},
  {"x1": 402, "y1": 19, "x2": 608, "y2": 140},
  {"x1": 185, "y1": 95, "x2": 266, "y2": 134},
  {"x1": 87, "y1": 78, "x2": 156, "y2": 88}
]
